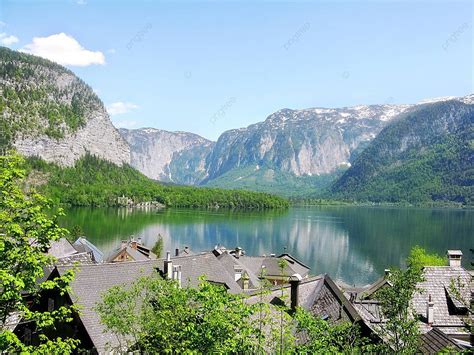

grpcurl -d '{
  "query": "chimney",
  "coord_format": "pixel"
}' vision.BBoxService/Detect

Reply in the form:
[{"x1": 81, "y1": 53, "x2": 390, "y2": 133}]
[
  {"x1": 175, "y1": 248, "x2": 180, "y2": 257},
  {"x1": 290, "y1": 273, "x2": 303, "y2": 312},
  {"x1": 242, "y1": 272, "x2": 250, "y2": 290},
  {"x1": 384, "y1": 269, "x2": 390, "y2": 277},
  {"x1": 173, "y1": 265, "x2": 182, "y2": 288},
  {"x1": 270, "y1": 253, "x2": 276, "y2": 257},
  {"x1": 164, "y1": 251, "x2": 173, "y2": 279},
  {"x1": 120, "y1": 240, "x2": 128, "y2": 250},
  {"x1": 427, "y1": 294, "x2": 434, "y2": 325},
  {"x1": 137, "y1": 237, "x2": 142, "y2": 245},
  {"x1": 130, "y1": 238, "x2": 137, "y2": 250},
  {"x1": 447, "y1": 250, "x2": 462, "y2": 267},
  {"x1": 235, "y1": 247, "x2": 242, "y2": 258}
]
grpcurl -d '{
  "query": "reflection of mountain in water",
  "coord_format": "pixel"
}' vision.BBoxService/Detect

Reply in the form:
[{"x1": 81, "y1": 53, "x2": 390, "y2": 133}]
[{"x1": 60, "y1": 206, "x2": 474, "y2": 287}]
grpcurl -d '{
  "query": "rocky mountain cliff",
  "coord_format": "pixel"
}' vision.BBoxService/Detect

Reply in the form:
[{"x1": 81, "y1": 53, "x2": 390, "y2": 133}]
[
  {"x1": 331, "y1": 96, "x2": 474, "y2": 204},
  {"x1": 204, "y1": 104, "x2": 412, "y2": 182},
  {"x1": 119, "y1": 128, "x2": 214, "y2": 184},
  {"x1": 0, "y1": 47, "x2": 129, "y2": 166}
]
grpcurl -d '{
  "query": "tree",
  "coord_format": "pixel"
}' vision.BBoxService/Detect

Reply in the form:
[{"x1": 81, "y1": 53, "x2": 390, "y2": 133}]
[
  {"x1": 151, "y1": 234, "x2": 163, "y2": 258},
  {"x1": 375, "y1": 265, "x2": 423, "y2": 353},
  {"x1": 97, "y1": 274, "x2": 263, "y2": 353},
  {"x1": 0, "y1": 153, "x2": 78, "y2": 353},
  {"x1": 407, "y1": 245, "x2": 446, "y2": 270},
  {"x1": 294, "y1": 307, "x2": 369, "y2": 353}
]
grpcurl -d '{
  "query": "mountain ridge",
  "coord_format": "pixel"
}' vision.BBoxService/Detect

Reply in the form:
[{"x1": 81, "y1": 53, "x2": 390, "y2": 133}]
[{"x1": 0, "y1": 46, "x2": 130, "y2": 166}]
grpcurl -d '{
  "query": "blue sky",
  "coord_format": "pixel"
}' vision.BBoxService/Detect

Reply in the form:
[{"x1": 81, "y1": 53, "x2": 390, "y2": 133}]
[{"x1": 0, "y1": 0, "x2": 472, "y2": 140}]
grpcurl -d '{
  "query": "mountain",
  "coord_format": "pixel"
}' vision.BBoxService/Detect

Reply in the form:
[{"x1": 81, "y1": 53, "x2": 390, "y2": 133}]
[
  {"x1": 122, "y1": 103, "x2": 412, "y2": 194},
  {"x1": 0, "y1": 46, "x2": 129, "y2": 166},
  {"x1": 330, "y1": 96, "x2": 474, "y2": 204},
  {"x1": 119, "y1": 128, "x2": 214, "y2": 184}
]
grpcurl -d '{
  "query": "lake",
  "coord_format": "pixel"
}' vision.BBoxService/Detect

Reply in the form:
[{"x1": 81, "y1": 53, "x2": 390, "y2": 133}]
[{"x1": 60, "y1": 206, "x2": 473, "y2": 286}]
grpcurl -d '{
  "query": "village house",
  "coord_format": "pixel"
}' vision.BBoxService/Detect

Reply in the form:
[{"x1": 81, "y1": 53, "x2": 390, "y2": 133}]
[
  {"x1": 11, "y1": 246, "x2": 343, "y2": 352},
  {"x1": 345, "y1": 250, "x2": 473, "y2": 352},
  {"x1": 105, "y1": 237, "x2": 156, "y2": 262},
  {"x1": 8, "y1": 242, "x2": 472, "y2": 353}
]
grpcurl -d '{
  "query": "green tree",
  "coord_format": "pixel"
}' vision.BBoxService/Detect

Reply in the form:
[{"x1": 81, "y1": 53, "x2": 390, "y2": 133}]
[
  {"x1": 151, "y1": 234, "x2": 163, "y2": 258},
  {"x1": 294, "y1": 307, "x2": 368, "y2": 353},
  {"x1": 375, "y1": 266, "x2": 423, "y2": 353},
  {"x1": 97, "y1": 274, "x2": 262, "y2": 353},
  {"x1": 407, "y1": 245, "x2": 446, "y2": 270},
  {"x1": 0, "y1": 153, "x2": 78, "y2": 353}
]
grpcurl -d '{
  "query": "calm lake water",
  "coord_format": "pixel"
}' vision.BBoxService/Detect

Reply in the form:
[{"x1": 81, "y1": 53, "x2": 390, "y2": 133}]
[{"x1": 60, "y1": 206, "x2": 473, "y2": 286}]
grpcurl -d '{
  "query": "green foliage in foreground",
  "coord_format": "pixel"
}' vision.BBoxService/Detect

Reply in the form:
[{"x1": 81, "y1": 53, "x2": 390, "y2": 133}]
[
  {"x1": 97, "y1": 274, "x2": 372, "y2": 354},
  {"x1": 375, "y1": 266, "x2": 423, "y2": 354},
  {"x1": 0, "y1": 153, "x2": 78, "y2": 353},
  {"x1": 26, "y1": 154, "x2": 289, "y2": 210},
  {"x1": 97, "y1": 275, "x2": 266, "y2": 353},
  {"x1": 293, "y1": 308, "x2": 369, "y2": 353},
  {"x1": 374, "y1": 246, "x2": 446, "y2": 353}
]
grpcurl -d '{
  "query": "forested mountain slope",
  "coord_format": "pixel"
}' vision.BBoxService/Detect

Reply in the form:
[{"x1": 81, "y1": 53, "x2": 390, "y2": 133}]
[
  {"x1": 0, "y1": 46, "x2": 129, "y2": 165},
  {"x1": 330, "y1": 99, "x2": 474, "y2": 204}
]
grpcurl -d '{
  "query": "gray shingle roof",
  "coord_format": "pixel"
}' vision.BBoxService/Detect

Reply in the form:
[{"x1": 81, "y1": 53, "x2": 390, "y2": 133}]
[
  {"x1": 351, "y1": 265, "x2": 473, "y2": 347},
  {"x1": 48, "y1": 238, "x2": 77, "y2": 258},
  {"x1": 56, "y1": 252, "x2": 246, "y2": 352},
  {"x1": 73, "y1": 237, "x2": 104, "y2": 263},
  {"x1": 412, "y1": 266, "x2": 472, "y2": 334},
  {"x1": 57, "y1": 261, "x2": 158, "y2": 353},
  {"x1": 156, "y1": 252, "x2": 242, "y2": 293},
  {"x1": 235, "y1": 254, "x2": 310, "y2": 278},
  {"x1": 419, "y1": 328, "x2": 463, "y2": 354}
]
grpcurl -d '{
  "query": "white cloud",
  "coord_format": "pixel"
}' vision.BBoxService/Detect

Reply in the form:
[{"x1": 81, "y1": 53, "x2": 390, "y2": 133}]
[
  {"x1": 106, "y1": 102, "x2": 139, "y2": 116},
  {"x1": 20, "y1": 33, "x2": 105, "y2": 67},
  {"x1": 77, "y1": 0, "x2": 87, "y2": 5},
  {"x1": 0, "y1": 33, "x2": 19, "y2": 46}
]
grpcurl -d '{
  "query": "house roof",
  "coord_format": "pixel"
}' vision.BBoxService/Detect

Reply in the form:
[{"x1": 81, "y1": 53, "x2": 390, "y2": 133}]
[
  {"x1": 412, "y1": 266, "x2": 472, "y2": 334},
  {"x1": 56, "y1": 260, "x2": 159, "y2": 353},
  {"x1": 106, "y1": 245, "x2": 150, "y2": 262},
  {"x1": 246, "y1": 274, "x2": 360, "y2": 323},
  {"x1": 56, "y1": 252, "x2": 250, "y2": 352},
  {"x1": 156, "y1": 252, "x2": 243, "y2": 293},
  {"x1": 73, "y1": 237, "x2": 104, "y2": 263},
  {"x1": 235, "y1": 254, "x2": 310, "y2": 278},
  {"x1": 47, "y1": 238, "x2": 78, "y2": 258},
  {"x1": 216, "y1": 252, "x2": 261, "y2": 290},
  {"x1": 419, "y1": 328, "x2": 463, "y2": 354},
  {"x1": 350, "y1": 265, "x2": 473, "y2": 348}
]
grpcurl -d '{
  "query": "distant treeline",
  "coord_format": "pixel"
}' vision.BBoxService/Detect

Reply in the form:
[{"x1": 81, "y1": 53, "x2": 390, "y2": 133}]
[{"x1": 26, "y1": 154, "x2": 289, "y2": 210}]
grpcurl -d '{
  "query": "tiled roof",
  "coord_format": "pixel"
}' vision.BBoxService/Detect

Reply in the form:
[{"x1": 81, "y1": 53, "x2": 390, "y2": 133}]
[
  {"x1": 47, "y1": 238, "x2": 77, "y2": 258},
  {"x1": 56, "y1": 252, "x2": 249, "y2": 352},
  {"x1": 216, "y1": 252, "x2": 262, "y2": 290},
  {"x1": 351, "y1": 265, "x2": 473, "y2": 349},
  {"x1": 412, "y1": 266, "x2": 472, "y2": 334},
  {"x1": 55, "y1": 252, "x2": 95, "y2": 265},
  {"x1": 419, "y1": 328, "x2": 463, "y2": 354},
  {"x1": 236, "y1": 255, "x2": 310, "y2": 278},
  {"x1": 57, "y1": 260, "x2": 159, "y2": 352},
  {"x1": 245, "y1": 274, "x2": 358, "y2": 322},
  {"x1": 73, "y1": 237, "x2": 104, "y2": 263},
  {"x1": 156, "y1": 252, "x2": 243, "y2": 293}
]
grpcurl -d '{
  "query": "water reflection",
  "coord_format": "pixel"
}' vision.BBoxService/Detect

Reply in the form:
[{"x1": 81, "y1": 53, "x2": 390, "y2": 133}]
[{"x1": 60, "y1": 206, "x2": 473, "y2": 286}]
